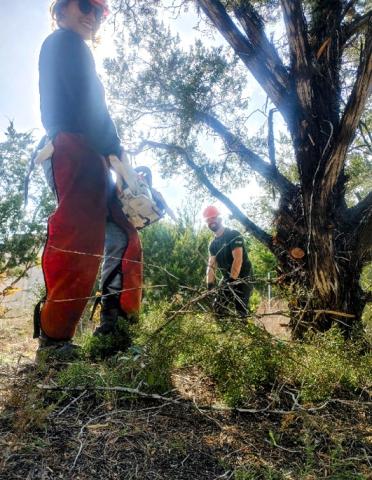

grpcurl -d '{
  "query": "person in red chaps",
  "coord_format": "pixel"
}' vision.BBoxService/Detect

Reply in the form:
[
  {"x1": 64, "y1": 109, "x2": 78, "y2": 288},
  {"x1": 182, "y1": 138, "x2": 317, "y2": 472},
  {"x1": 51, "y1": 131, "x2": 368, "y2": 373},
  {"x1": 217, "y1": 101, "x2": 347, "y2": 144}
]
[{"x1": 35, "y1": 0, "x2": 142, "y2": 360}]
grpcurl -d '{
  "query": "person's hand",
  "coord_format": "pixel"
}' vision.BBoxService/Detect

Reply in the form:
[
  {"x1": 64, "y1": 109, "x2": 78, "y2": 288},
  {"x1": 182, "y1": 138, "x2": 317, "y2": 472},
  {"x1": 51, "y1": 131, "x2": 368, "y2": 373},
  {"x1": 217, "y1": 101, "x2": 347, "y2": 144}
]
[{"x1": 207, "y1": 282, "x2": 215, "y2": 291}]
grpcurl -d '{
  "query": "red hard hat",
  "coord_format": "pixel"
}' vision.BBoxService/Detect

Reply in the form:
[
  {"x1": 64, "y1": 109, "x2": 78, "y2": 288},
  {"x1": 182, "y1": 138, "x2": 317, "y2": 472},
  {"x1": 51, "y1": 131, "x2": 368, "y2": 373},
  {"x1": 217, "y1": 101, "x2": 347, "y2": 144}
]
[
  {"x1": 202, "y1": 205, "x2": 221, "y2": 220},
  {"x1": 91, "y1": 0, "x2": 109, "y2": 17}
]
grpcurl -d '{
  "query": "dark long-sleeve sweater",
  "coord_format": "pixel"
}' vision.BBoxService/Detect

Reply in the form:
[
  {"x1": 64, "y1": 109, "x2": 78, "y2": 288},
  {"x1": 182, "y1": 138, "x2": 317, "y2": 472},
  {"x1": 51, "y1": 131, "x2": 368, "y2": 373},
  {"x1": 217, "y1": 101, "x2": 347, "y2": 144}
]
[{"x1": 39, "y1": 28, "x2": 121, "y2": 157}]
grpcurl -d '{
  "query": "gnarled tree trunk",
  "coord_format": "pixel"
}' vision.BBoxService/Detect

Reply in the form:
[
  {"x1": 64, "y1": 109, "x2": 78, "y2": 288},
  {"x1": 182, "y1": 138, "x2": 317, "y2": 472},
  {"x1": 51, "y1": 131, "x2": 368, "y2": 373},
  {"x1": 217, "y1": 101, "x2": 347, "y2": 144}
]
[
  {"x1": 196, "y1": 0, "x2": 372, "y2": 337},
  {"x1": 115, "y1": 0, "x2": 372, "y2": 337}
]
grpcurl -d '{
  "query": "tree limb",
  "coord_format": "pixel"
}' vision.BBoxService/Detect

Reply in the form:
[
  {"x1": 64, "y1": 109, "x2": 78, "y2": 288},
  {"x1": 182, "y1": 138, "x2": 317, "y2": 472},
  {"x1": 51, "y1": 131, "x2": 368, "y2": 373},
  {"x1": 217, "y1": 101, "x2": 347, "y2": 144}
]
[
  {"x1": 232, "y1": 2, "x2": 290, "y2": 103},
  {"x1": 196, "y1": 0, "x2": 290, "y2": 123},
  {"x1": 348, "y1": 191, "x2": 372, "y2": 221},
  {"x1": 194, "y1": 110, "x2": 296, "y2": 199},
  {"x1": 120, "y1": 101, "x2": 296, "y2": 197},
  {"x1": 358, "y1": 121, "x2": 372, "y2": 154},
  {"x1": 268, "y1": 108, "x2": 278, "y2": 168},
  {"x1": 341, "y1": 0, "x2": 358, "y2": 20},
  {"x1": 280, "y1": 0, "x2": 313, "y2": 113},
  {"x1": 268, "y1": 108, "x2": 278, "y2": 201},
  {"x1": 348, "y1": 192, "x2": 372, "y2": 260},
  {"x1": 322, "y1": 25, "x2": 372, "y2": 203},
  {"x1": 0, "y1": 259, "x2": 35, "y2": 298},
  {"x1": 342, "y1": 10, "x2": 372, "y2": 44},
  {"x1": 134, "y1": 140, "x2": 274, "y2": 250}
]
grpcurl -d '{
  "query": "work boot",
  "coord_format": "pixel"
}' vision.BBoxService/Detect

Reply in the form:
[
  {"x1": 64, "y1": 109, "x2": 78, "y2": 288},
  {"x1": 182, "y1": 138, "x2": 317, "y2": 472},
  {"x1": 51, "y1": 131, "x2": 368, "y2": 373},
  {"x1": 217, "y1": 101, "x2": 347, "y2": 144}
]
[
  {"x1": 93, "y1": 307, "x2": 119, "y2": 336},
  {"x1": 89, "y1": 305, "x2": 132, "y2": 358},
  {"x1": 36, "y1": 333, "x2": 81, "y2": 364}
]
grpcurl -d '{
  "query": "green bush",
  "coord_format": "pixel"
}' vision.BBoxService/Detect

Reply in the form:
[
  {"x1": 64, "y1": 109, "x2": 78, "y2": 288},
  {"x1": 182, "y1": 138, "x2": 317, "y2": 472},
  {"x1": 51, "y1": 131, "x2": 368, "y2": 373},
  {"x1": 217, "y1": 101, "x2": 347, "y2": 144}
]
[
  {"x1": 281, "y1": 327, "x2": 372, "y2": 402},
  {"x1": 140, "y1": 218, "x2": 210, "y2": 302},
  {"x1": 138, "y1": 306, "x2": 282, "y2": 405},
  {"x1": 0, "y1": 124, "x2": 55, "y2": 279},
  {"x1": 54, "y1": 306, "x2": 371, "y2": 407},
  {"x1": 139, "y1": 309, "x2": 371, "y2": 405}
]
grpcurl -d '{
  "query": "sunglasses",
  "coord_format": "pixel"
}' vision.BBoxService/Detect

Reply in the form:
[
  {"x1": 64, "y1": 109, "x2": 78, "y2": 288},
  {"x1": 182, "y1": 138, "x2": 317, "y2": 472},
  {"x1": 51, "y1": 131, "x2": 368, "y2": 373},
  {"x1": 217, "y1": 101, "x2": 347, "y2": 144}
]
[{"x1": 77, "y1": 0, "x2": 104, "y2": 21}]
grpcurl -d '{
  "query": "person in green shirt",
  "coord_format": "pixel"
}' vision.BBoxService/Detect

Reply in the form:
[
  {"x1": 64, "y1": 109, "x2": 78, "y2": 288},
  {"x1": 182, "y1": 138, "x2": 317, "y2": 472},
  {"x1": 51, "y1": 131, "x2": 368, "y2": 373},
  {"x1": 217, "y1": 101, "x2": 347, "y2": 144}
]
[{"x1": 203, "y1": 205, "x2": 253, "y2": 318}]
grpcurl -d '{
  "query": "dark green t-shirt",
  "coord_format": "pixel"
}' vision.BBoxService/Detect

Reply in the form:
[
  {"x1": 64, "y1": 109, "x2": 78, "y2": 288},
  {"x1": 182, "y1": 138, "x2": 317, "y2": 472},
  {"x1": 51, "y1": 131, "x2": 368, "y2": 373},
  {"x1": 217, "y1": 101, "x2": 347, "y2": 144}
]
[{"x1": 209, "y1": 228, "x2": 251, "y2": 279}]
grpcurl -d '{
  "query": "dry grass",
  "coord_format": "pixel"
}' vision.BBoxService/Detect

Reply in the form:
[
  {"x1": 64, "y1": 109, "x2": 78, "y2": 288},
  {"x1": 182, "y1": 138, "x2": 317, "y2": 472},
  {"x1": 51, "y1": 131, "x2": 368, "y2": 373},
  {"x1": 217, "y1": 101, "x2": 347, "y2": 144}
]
[
  {"x1": 0, "y1": 297, "x2": 371, "y2": 479},
  {"x1": 0, "y1": 362, "x2": 371, "y2": 479}
]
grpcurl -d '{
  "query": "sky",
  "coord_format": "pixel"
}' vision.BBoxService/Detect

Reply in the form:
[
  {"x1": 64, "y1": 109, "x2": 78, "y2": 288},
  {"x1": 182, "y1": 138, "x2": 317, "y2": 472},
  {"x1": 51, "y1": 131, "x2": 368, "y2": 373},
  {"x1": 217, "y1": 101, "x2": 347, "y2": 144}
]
[
  {"x1": 0, "y1": 0, "x2": 50, "y2": 135},
  {"x1": 0, "y1": 1, "x2": 272, "y2": 220}
]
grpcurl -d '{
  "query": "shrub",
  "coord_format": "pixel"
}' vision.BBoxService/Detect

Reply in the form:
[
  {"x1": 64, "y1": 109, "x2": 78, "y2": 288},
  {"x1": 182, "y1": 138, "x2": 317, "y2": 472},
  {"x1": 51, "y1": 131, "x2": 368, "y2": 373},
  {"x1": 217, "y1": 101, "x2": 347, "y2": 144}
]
[
  {"x1": 138, "y1": 306, "x2": 282, "y2": 405},
  {"x1": 281, "y1": 327, "x2": 372, "y2": 402}
]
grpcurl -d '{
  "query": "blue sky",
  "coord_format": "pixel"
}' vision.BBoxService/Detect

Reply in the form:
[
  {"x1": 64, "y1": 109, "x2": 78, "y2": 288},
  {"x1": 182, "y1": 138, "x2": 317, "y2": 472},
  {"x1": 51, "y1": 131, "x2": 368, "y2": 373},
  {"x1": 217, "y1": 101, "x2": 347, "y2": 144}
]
[{"x1": 0, "y1": 0, "x2": 50, "y2": 136}]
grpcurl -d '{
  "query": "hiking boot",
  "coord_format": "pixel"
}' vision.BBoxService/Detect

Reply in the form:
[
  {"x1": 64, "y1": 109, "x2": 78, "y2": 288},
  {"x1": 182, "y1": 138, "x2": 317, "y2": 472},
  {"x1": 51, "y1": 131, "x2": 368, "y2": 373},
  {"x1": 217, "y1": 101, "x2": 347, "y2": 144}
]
[
  {"x1": 36, "y1": 334, "x2": 81, "y2": 364},
  {"x1": 93, "y1": 308, "x2": 119, "y2": 336}
]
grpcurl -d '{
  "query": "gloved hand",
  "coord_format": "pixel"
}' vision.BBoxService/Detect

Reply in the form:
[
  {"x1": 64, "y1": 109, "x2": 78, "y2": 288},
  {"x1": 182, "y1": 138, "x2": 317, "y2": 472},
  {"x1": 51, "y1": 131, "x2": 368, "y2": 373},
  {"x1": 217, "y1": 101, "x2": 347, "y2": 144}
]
[{"x1": 207, "y1": 282, "x2": 215, "y2": 291}]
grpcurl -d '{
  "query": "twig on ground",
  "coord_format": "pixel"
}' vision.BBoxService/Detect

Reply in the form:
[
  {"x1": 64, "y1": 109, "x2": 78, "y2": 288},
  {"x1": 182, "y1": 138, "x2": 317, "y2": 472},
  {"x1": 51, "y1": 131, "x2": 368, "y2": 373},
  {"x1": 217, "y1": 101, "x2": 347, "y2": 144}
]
[
  {"x1": 37, "y1": 384, "x2": 372, "y2": 415},
  {"x1": 264, "y1": 438, "x2": 301, "y2": 453},
  {"x1": 70, "y1": 403, "x2": 172, "y2": 470},
  {"x1": 53, "y1": 390, "x2": 88, "y2": 418}
]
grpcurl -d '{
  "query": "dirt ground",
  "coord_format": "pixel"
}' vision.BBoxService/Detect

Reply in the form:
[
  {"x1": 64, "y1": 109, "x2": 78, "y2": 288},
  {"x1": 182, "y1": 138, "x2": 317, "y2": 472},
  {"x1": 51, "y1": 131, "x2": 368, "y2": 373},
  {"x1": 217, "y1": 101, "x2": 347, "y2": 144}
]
[
  {"x1": 0, "y1": 289, "x2": 371, "y2": 479},
  {"x1": 1, "y1": 361, "x2": 371, "y2": 479}
]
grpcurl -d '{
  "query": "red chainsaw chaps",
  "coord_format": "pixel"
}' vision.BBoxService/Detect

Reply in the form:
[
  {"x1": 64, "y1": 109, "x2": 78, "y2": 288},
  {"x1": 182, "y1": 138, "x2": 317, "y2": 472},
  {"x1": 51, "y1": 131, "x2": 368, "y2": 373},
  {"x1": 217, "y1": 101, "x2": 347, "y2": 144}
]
[
  {"x1": 40, "y1": 133, "x2": 142, "y2": 340},
  {"x1": 41, "y1": 133, "x2": 107, "y2": 340}
]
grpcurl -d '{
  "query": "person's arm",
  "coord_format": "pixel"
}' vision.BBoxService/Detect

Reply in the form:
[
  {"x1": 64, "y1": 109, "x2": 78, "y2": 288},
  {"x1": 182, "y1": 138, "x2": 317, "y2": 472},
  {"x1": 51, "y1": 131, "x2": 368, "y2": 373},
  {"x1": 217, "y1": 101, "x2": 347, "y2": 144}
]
[
  {"x1": 206, "y1": 255, "x2": 217, "y2": 288},
  {"x1": 230, "y1": 247, "x2": 243, "y2": 280}
]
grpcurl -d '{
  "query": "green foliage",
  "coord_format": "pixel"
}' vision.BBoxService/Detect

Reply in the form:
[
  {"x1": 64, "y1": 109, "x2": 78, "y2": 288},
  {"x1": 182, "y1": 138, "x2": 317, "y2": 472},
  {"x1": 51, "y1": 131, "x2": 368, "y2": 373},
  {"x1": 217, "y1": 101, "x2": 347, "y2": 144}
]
[
  {"x1": 140, "y1": 215, "x2": 210, "y2": 302},
  {"x1": 281, "y1": 327, "x2": 372, "y2": 402},
  {"x1": 361, "y1": 264, "x2": 372, "y2": 341},
  {"x1": 83, "y1": 317, "x2": 132, "y2": 359},
  {"x1": 345, "y1": 110, "x2": 372, "y2": 207},
  {"x1": 105, "y1": 11, "x2": 253, "y2": 193},
  {"x1": 137, "y1": 301, "x2": 181, "y2": 391},
  {"x1": 136, "y1": 307, "x2": 371, "y2": 405},
  {"x1": 247, "y1": 238, "x2": 277, "y2": 294},
  {"x1": 57, "y1": 361, "x2": 104, "y2": 389},
  {"x1": 0, "y1": 123, "x2": 54, "y2": 279},
  {"x1": 56, "y1": 351, "x2": 146, "y2": 402},
  {"x1": 196, "y1": 323, "x2": 280, "y2": 405}
]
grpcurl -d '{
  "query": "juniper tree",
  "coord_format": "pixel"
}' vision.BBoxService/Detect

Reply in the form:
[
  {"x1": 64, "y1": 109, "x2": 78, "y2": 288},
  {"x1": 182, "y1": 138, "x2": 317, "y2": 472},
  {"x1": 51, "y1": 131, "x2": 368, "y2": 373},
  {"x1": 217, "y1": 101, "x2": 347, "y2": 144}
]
[
  {"x1": 105, "y1": 0, "x2": 371, "y2": 337},
  {"x1": 0, "y1": 123, "x2": 54, "y2": 294}
]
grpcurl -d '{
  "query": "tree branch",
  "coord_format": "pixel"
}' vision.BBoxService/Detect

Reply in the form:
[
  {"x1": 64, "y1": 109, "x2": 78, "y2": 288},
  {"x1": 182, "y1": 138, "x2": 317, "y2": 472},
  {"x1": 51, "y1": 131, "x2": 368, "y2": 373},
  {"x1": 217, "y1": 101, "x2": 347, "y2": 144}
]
[
  {"x1": 268, "y1": 108, "x2": 278, "y2": 201},
  {"x1": 348, "y1": 191, "x2": 372, "y2": 260},
  {"x1": 134, "y1": 140, "x2": 274, "y2": 250},
  {"x1": 232, "y1": 2, "x2": 290, "y2": 103},
  {"x1": 268, "y1": 108, "x2": 278, "y2": 168},
  {"x1": 194, "y1": 110, "x2": 296, "y2": 199},
  {"x1": 342, "y1": 10, "x2": 372, "y2": 44},
  {"x1": 358, "y1": 121, "x2": 372, "y2": 154},
  {"x1": 348, "y1": 191, "x2": 372, "y2": 222},
  {"x1": 322, "y1": 25, "x2": 372, "y2": 202},
  {"x1": 0, "y1": 259, "x2": 35, "y2": 298},
  {"x1": 196, "y1": 0, "x2": 290, "y2": 123},
  {"x1": 280, "y1": 0, "x2": 313, "y2": 113}
]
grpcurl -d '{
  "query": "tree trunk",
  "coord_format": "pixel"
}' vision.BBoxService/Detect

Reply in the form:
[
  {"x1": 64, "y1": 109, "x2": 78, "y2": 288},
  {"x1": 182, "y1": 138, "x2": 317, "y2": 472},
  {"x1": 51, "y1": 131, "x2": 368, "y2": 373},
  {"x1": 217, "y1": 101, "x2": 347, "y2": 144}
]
[{"x1": 274, "y1": 182, "x2": 366, "y2": 339}]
